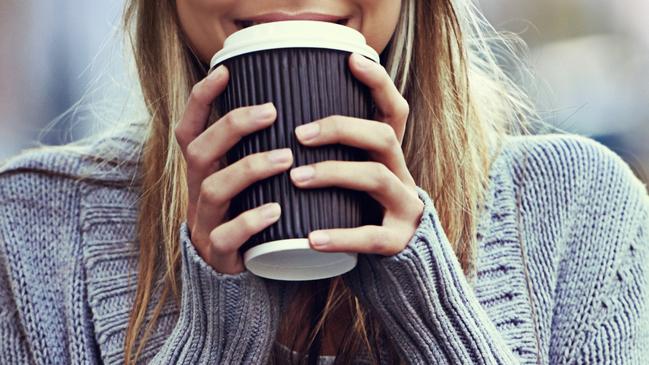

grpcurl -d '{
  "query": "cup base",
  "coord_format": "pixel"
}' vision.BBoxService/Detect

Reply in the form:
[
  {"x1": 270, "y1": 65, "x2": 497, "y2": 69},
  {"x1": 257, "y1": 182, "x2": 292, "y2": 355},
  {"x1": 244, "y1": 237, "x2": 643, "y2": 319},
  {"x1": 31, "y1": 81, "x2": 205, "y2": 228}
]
[{"x1": 243, "y1": 238, "x2": 357, "y2": 281}]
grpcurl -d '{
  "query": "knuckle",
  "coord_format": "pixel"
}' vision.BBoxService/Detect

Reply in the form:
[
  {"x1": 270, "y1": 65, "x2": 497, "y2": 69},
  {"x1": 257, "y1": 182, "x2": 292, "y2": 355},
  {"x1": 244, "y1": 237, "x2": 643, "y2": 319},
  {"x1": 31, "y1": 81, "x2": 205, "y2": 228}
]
[
  {"x1": 241, "y1": 154, "x2": 258, "y2": 174},
  {"x1": 369, "y1": 231, "x2": 388, "y2": 254},
  {"x1": 396, "y1": 97, "x2": 410, "y2": 119},
  {"x1": 224, "y1": 109, "x2": 249, "y2": 136},
  {"x1": 377, "y1": 64, "x2": 390, "y2": 79},
  {"x1": 222, "y1": 110, "x2": 237, "y2": 130},
  {"x1": 200, "y1": 179, "x2": 224, "y2": 204},
  {"x1": 185, "y1": 142, "x2": 200, "y2": 163},
  {"x1": 378, "y1": 68, "x2": 394, "y2": 87},
  {"x1": 190, "y1": 82, "x2": 205, "y2": 102},
  {"x1": 208, "y1": 231, "x2": 234, "y2": 256},
  {"x1": 185, "y1": 142, "x2": 207, "y2": 169},
  {"x1": 378, "y1": 123, "x2": 398, "y2": 152},
  {"x1": 371, "y1": 162, "x2": 392, "y2": 190},
  {"x1": 239, "y1": 210, "x2": 259, "y2": 234},
  {"x1": 326, "y1": 116, "x2": 342, "y2": 136}
]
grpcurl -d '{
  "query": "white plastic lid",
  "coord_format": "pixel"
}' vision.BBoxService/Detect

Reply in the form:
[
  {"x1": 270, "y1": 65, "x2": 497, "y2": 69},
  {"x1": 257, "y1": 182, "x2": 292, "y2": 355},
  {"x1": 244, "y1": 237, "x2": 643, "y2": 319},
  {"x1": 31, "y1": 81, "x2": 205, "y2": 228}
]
[
  {"x1": 210, "y1": 20, "x2": 380, "y2": 69},
  {"x1": 243, "y1": 238, "x2": 357, "y2": 281}
]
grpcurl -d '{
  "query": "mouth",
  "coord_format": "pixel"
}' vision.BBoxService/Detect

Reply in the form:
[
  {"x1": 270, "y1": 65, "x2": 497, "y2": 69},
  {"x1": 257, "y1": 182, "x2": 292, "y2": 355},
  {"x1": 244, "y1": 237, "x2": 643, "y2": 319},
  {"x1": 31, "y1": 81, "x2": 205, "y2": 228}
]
[{"x1": 235, "y1": 12, "x2": 350, "y2": 30}]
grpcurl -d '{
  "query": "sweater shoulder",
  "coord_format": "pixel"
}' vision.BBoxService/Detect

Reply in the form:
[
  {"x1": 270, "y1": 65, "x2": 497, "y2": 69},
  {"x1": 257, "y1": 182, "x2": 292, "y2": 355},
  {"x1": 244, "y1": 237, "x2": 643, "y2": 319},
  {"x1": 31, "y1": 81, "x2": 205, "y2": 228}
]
[
  {"x1": 500, "y1": 134, "x2": 649, "y2": 364},
  {"x1": 496, "y1": 133, "x2": 649, "y2": 282},
  {"x1": 0, "y1": 147, "x2": 85, "y2": 251},
  {"x1": 0, "y1": 121, "x2": 145, "y2": 189},
  {"x1": 0, "y1": 146, "x2": 86, "y2": 211},
  {"x1": 0, "y1": 124, "x2": 145, "y2": 252},
  {"x1": 0, "y1": 146, "x2": 84, "y2": 178},
  {"x1": 500, "y1": 133, "x2": 649, "y2": 290},
  {"x1": 502, "y1": 133, "x2": 647, "y2": 207}
]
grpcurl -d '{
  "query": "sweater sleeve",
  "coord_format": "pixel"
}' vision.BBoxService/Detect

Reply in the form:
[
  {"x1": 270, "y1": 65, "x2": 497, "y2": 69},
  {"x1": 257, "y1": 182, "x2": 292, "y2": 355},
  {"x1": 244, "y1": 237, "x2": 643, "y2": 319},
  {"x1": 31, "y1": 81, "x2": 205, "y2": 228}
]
[
  {"x1": 569, "y1": 204, "x2": 649, "y2": 364},
  {"x1": 342, "y1": 186, "x2": 519, "y2": 364},
  {"x1": 149, "y1": 222, "x2": 280, "y2": 364}
]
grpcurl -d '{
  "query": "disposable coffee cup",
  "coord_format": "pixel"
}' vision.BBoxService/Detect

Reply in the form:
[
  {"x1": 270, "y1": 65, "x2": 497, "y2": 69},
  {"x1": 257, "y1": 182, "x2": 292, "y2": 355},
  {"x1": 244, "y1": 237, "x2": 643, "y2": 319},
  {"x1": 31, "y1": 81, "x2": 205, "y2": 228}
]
[{"x1": 209, "y1": 20, "x2": 382, "y2": 281}]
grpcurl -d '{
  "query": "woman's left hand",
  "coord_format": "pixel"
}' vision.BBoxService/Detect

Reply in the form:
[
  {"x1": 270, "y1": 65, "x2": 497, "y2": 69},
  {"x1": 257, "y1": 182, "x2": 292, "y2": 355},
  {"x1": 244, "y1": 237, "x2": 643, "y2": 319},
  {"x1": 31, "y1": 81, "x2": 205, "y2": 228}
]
[{"x1": 290, "y1": 52, "x2": 425, "y2": 257}]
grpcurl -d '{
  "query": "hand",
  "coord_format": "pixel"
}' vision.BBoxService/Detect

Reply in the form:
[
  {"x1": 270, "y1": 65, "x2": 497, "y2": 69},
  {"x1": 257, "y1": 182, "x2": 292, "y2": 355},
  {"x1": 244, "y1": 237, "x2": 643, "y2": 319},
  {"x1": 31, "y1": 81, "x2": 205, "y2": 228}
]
[
  {"x1": 290, "y1": 53, "x2": 425, "y2": 257},
  {"x1": 174, "y1": 65, "x2": 292, "y2": 275}
]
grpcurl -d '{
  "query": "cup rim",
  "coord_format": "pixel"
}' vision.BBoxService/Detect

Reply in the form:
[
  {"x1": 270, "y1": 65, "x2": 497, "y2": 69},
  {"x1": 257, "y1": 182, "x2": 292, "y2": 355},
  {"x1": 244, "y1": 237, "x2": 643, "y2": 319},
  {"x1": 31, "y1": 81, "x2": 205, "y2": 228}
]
[
  {"x1": 209, "y1": 20, "x2": 381, "y2": 69},
  {"x1": 243, "y1": 238, "x2": 358, "y2": 281}
]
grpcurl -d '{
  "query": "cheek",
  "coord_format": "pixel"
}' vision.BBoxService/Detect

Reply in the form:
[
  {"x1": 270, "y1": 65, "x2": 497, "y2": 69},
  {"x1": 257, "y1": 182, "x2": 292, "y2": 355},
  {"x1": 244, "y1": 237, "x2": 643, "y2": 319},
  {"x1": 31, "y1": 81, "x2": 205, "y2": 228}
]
[
  {"x1": 360, "y1": 0, "x2": 402, "y2": 54},
  {"x1": 176, "y1": 0, "x2": 235, "y2": 63}
]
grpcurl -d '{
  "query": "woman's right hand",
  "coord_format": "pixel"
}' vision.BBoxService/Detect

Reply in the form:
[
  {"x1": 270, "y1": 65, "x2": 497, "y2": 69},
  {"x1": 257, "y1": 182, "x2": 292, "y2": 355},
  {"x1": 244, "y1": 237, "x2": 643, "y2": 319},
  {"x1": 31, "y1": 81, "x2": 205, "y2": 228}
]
[{"x1": 174, "y1": 65, "x2": 293, "y2": 275}]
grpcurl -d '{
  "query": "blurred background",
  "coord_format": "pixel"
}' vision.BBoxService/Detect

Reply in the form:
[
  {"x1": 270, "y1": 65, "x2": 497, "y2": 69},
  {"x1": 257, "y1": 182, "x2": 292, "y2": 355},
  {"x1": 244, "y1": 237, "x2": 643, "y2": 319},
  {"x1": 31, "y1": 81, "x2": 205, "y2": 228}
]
[
  {"x1": 483, "y1": 0, "x2": 649, "y2": 183},
  {"x1": 1, "y1": 0, "x2": 647, "y2": 183}
]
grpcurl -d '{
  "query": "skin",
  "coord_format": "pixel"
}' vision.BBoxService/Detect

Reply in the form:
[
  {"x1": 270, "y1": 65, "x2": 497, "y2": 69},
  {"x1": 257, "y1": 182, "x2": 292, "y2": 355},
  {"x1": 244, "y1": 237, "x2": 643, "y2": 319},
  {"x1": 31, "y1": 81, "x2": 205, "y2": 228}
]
[
  {"x1": 174, "y1": 0, "x2": 423, "y2": 285},
  {"x1": 176, "y1": 0, "x2": 403, "y2": 64}
]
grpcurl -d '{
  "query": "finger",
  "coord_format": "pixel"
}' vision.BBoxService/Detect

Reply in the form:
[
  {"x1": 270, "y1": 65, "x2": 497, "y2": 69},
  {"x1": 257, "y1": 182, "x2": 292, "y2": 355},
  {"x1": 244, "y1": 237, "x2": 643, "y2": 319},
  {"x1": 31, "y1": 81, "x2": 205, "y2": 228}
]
[
  {"x1": 184, "y1": 103, "x2": 278, "y2": 204},
  {"x1": 175, "y1": 65, "x2": 229, "y2": 153},
  {"x1": 306, "y1": 225, "x2": 404, "y2": 256},
  {"x1": 289, "y1": 160, "x2": 414, "y2": 218},
  {"x1": 194, "y1": 148, "x2": 293, "y2": 231},
  {"x1": 294, "y1": 116, "x2": 415, "y2": 186},
  {"x1": 206, "y1": 202, "x2": 282, "y2": 274},
  {"x1": 348, "y1": 53, "x2": 409, "y2": 141}
]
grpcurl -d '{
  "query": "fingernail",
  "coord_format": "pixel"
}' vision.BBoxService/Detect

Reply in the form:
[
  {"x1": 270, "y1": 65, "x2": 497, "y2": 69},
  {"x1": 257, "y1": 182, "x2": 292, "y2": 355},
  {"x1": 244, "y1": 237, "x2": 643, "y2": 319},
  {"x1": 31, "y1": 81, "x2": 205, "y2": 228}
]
[
  {"x1": 310, "y1": 231, "x2": 330, "y2": 246},
  {"x1": 290, "y1": 166, "x2": 315, "y2": 182},
  {"x1": 208, "y1": 65, "x2": 225, "y2": 81},
  {"x1": 267, "y1": 148, "x2": 292, "y2": 163},
  {"x1": 253, "y1": 103, "x2": 275, "y2": 120},
  {"x1": 353, "y1": 53, "x2": 372, "y2": 69},
  {"x1": 295, "y1": 122, "x2": 320, "y2": 140},
  {"x1": 261, "y1": 203, "x2": 281, "y2": 220}
]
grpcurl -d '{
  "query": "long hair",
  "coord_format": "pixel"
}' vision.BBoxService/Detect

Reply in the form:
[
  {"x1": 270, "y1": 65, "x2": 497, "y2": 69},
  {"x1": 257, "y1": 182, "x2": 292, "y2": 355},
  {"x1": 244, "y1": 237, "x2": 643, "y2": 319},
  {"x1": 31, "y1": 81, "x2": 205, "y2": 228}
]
[{"x1": 117, "y1": 0, "x2": 536, "y2": 363}]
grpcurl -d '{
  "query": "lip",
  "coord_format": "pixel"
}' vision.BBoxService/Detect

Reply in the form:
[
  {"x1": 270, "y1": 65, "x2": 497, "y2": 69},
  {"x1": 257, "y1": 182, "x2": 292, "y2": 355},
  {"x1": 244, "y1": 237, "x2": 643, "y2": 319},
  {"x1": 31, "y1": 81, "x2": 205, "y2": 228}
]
[{"x1": 235, "y1": 12, "x2": 349, "y2": 30}]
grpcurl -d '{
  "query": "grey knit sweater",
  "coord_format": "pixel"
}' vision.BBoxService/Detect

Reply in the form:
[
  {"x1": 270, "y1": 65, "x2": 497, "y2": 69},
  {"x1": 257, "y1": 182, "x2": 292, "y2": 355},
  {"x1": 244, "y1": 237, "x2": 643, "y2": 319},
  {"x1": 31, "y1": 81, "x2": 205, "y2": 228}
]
[{"x1": 1, "y1": 126, "x2": 648, "y2": 364}]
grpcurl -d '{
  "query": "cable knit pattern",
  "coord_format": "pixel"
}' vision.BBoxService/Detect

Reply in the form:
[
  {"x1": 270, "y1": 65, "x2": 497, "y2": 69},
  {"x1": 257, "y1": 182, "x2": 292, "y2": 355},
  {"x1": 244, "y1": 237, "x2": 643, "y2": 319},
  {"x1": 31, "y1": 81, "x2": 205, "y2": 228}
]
[{"x1": 0, "y1": 129, "x2": 648, "y2": 364}]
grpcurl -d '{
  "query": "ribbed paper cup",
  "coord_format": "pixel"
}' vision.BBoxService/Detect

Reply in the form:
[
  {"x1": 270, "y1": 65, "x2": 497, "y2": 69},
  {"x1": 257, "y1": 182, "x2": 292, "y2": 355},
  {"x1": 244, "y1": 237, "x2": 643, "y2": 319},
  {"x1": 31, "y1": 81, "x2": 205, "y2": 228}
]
[{"x1": 210, "y1": 20, "x2": 382, "y2": 281}]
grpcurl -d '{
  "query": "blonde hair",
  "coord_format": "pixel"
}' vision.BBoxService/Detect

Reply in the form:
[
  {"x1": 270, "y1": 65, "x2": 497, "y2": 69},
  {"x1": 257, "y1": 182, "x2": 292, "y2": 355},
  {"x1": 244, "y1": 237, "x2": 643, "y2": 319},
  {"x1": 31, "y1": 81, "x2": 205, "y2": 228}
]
[{"x1": 14, "y1": 0, "x2": 537, "y2": 363}]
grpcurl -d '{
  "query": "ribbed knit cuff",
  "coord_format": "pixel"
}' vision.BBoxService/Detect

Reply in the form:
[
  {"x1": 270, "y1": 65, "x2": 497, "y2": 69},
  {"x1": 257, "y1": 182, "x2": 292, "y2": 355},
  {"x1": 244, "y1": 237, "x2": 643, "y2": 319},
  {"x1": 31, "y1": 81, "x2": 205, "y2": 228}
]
[
  {"x1": 343, "y1": 187, "x2": 517, "y2": 364},
  {"x1": 150, "y1": 223, "x2": 279, "y2": 364}
]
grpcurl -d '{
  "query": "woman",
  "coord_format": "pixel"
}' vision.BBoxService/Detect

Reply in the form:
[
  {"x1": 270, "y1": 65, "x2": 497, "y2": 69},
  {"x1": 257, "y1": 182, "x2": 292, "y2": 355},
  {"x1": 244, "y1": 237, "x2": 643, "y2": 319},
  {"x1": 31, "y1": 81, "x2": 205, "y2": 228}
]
[{"x1": 1, "y1": 0, "x2": 647, "y2": 364}]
